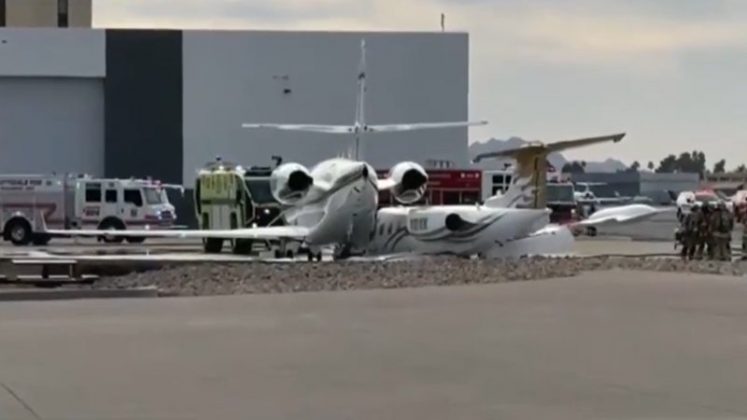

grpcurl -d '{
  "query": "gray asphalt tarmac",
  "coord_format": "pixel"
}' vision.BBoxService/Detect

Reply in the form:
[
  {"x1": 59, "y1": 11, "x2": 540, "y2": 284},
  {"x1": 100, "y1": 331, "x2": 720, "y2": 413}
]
[{"x1": 2, "y1": 270, "x2": 747, "y2": 419}]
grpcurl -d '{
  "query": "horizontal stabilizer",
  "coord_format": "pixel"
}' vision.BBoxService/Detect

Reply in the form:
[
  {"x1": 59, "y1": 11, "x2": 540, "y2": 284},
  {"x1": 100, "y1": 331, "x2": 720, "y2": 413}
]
[
  {"x1": 242, "y1": 123, "x2": 353, "y2": 134},
  {"x1": 365, "y1": 120, "x2": 487, "y2": 132},
  {"x1": 472, "y1": 132, "x2": 625, "y2": 163}
]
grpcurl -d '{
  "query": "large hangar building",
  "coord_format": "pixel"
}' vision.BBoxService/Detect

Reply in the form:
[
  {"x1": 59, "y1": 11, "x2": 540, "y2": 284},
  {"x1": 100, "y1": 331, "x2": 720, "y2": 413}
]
[{"x1": 0, "y1": 1, "x2": 473, "y2": 224}]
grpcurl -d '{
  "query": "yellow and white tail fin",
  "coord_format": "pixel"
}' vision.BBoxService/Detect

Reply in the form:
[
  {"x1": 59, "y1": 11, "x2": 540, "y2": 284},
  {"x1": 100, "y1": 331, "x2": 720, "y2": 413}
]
[{"x1": 476, "y1": 133, "x2": 625, "y2": 209}]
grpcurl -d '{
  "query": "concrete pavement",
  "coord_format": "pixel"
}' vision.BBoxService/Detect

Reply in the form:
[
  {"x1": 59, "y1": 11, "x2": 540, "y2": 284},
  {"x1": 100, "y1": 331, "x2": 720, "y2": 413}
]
[{"x1": 2, "y1": 271, "x2": 747, "y2": 419}]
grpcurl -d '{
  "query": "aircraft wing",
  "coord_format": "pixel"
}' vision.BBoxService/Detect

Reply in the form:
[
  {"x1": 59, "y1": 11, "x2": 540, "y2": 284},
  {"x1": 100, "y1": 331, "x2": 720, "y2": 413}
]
[
  {"x1": 43, "y1": 225, "x2": 310, "y2": 241},
  {"x1": 242, "y1": 123, "x2": 353, "y2": 134},
  {"x1": 545, "y1": 133, "x2": 625, "y2": 153},
  {"x1": 365, "y1": 121, "x2": 487, "y2": 132},
  {"x1": 573, "y1": 204, "x2": 673, "y2": 227},
  {"x1": 473, "y1": 132, "x2": 625, "y2": 162}
]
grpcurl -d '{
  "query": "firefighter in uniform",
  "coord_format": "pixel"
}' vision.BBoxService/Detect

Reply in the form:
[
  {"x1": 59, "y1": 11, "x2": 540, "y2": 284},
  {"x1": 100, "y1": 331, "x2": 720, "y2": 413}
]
[
  {"x1": 716, "y1": 201, "x2": 735, "y2": 261},
  {"x1": 679, "y1": 205, "x2": 691, "y2": 260},
  {"x1": 681, "y1": 204, "x2": 700, "y2": 260},
  {"x1": 706, "y1": 203, "x2": 722, "y2": 260},
  {"x1": 695, "y1": 203, "x2": 710, "y2": 260}
]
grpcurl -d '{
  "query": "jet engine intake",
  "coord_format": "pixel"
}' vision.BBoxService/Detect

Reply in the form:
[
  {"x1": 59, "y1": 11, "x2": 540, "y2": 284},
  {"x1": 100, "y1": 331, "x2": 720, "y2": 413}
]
[
  {"x1": 445, "y1": 213, "x2": 470, "y2": 231},
  {"x1": 389, "y1": 161, "x2": 428, "y2": 204},
  {"x1": 270, "y1": 163, "x2": 314, "y2": 205}
]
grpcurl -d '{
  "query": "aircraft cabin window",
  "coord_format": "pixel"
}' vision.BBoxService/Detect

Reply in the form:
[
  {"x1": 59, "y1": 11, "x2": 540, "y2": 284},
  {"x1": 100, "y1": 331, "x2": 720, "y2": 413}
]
[
  {"x1": 379, "y1": 224, "x2": 384, "y2": 236},
  {"x1": 387, "y1": 224, "x2": 393, "y2": 235}
]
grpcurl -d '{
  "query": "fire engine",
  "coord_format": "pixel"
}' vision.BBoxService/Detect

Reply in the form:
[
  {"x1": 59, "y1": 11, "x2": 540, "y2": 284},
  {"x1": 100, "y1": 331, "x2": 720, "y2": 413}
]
[
  {"x1": 194, "y1": 158, "x2": 284, "y2": 254},
  {"x1": 377, "y1": 168, "x2": 482, "y2": 205},
  {"x1": 0, "y1": 174, "x2": 177, "y2": 246}
]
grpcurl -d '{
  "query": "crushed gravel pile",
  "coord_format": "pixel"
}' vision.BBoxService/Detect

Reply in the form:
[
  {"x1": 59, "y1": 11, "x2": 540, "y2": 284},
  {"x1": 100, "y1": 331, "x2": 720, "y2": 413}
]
[{"x1": 92, "y1": 256, "x2": 747, "y2": 297}]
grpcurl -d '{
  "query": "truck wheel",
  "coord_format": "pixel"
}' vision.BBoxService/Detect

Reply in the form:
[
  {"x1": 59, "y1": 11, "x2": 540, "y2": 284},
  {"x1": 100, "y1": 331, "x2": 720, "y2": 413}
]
[
  {"x1": 98, "y1": 219, "x2": 125, "y2": 243},
  {"x1": 203, "y1": 238, "x2": 223, "y2": 253},
  {"x1": 6, "y1": 219, "x2": 32, "y2": 246},
  {"x1": 31, "y1": 234, "x2": 51, "y2": 246},
  {"x1": 232, "y1": 239, "x2": 252, "y2": 255}
]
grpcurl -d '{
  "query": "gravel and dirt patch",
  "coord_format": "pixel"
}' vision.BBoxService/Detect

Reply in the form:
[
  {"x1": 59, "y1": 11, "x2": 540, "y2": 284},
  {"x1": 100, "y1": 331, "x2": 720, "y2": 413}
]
[{"x1": 90, "y1": 256, "x2": 747, "y2": 297}]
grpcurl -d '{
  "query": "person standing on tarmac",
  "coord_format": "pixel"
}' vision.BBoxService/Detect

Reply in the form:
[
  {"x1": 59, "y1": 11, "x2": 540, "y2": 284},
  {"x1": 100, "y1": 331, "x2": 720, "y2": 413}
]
[
  {"x1": 709, "y1": 204, "x2": 723, "y2": 260},
  {"x1": 695, "y1": 203, "x2": 711, "y2": 260},
  {"x1": 680, "y1": 204, "x2": 698, "y2": 260},
  {"x1": 716, "y1": 201, "x2": 735, "y2": 261},
  {"x1": 707, "y1": 203, "x2": 723, "y2": 260}
]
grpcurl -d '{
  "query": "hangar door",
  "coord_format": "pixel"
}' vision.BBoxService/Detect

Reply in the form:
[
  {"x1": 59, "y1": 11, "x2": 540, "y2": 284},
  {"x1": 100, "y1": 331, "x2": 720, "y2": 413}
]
[{"x1": 0, "y1": 78, "x2": 103, "y2": 175}]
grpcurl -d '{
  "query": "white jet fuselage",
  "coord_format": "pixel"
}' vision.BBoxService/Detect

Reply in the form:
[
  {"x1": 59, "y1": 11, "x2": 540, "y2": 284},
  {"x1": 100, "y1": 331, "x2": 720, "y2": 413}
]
[{"x1": 367, "y1": 205, "x2": 550, "y2": 256}]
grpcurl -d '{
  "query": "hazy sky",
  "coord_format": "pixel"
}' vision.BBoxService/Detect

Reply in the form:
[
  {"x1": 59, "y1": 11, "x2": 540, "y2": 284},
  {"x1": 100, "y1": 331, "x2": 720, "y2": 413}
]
[{"x1": 94, "y1": 0, "x2": 747, "y2": 167}]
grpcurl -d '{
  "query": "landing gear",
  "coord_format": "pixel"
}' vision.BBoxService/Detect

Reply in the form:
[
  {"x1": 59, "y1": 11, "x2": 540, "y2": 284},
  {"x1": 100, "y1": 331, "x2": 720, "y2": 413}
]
[
  {"x1": 272, "y1": 239, "x2": 297, "y2": 259},
  {"x1": 274, "y1": 249, "x2": 295, "y2": 259},
  {"x1": 333, "y1": 244, "x2": 352, "y2": 261},
  {"x1": 306, "y1": 249, "x2": 323, "y2": 262}
]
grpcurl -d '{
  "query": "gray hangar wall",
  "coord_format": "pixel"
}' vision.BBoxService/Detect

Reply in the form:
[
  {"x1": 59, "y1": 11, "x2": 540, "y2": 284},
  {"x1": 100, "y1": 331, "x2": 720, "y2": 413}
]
[
  {"x1": 0, "y1": 29, "x2": 105, "y2": 175},
  {"x1": 182, "y1": 31, "x2": 469, "y2": 188}
]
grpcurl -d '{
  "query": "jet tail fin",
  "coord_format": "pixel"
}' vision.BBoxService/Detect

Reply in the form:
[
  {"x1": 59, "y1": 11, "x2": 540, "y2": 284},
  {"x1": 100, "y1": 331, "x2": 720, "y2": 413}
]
[
  {"x1": 476, "y1": 133, "x2": 625, "y2": 209},
  {"x1": 355, "y1": 39, "x2": 367, "y2": 128}
]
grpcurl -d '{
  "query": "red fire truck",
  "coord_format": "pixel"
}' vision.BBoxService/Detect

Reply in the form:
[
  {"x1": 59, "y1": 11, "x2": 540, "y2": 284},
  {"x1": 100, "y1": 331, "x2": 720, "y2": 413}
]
[
  {"x1": 0, "y1": 174, "x2": 177, "y2": 245},
  {"x1": 377, "y1": 169, "x2": 482, "y2": 206}
]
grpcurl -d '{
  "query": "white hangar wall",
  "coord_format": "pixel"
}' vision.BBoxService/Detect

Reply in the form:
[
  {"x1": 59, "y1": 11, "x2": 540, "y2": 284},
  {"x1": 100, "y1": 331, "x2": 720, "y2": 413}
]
[{"x1": 182, "y1": 30, "x2": 469, "y2": 188}]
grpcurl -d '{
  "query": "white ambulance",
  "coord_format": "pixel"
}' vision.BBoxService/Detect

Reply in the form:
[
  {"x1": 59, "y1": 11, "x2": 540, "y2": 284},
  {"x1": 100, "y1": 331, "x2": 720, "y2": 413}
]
[{"x1": 0, "y1": 174, "x2": 177, "y2": 245}]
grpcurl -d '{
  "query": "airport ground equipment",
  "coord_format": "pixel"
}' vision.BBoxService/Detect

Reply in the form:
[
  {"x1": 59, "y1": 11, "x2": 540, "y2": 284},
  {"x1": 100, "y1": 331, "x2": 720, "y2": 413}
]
[
  {"x1": 0, "y1": 174, "x2": 177, "y2": 246},
  {"x1": 194, "y1": 159, "x2": 284, "y2": 254}
]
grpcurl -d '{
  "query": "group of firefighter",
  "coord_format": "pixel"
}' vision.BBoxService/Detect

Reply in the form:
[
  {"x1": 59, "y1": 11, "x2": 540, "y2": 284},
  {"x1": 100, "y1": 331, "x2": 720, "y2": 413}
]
[{"x1": 678, "y1": 201, "x2": 739, "y2": 261}]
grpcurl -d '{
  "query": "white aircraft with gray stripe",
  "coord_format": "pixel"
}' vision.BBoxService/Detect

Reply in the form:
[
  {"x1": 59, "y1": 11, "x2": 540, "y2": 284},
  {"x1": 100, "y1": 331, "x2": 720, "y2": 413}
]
[{"x1": 367, "y1": 133, "x2": 669, "y2": 258}]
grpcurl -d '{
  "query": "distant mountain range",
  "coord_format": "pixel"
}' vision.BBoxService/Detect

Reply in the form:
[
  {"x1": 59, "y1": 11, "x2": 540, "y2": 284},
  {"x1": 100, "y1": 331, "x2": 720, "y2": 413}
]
[{"x1": 468, "y1": 137, "x2": 628, "y2": 173}]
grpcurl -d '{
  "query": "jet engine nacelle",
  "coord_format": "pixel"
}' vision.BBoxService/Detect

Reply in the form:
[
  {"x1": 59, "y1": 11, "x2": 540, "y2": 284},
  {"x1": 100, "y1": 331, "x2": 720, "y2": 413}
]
[
  {"x1": 270, "y1": 163, "x2": 314, "y2": 205},
  {"x1": 444, "y1": 213, "x2": 468, "y2": 231},
  {"x1": 388, "y1": 161, "x2": 428, "y2": 204}
]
